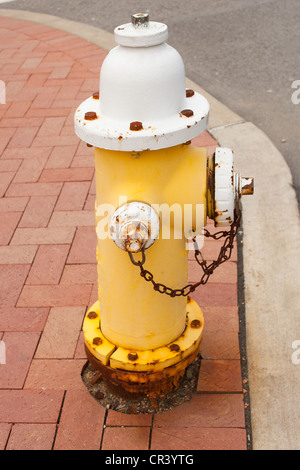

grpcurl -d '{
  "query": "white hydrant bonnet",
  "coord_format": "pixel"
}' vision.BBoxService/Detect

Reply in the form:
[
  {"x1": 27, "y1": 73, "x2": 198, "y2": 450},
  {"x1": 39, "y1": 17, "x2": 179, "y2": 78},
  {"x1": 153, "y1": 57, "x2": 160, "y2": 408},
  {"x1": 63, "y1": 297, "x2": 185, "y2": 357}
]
[{"x1": 74, "y1": 13, "x2": 210, "y2": 152}]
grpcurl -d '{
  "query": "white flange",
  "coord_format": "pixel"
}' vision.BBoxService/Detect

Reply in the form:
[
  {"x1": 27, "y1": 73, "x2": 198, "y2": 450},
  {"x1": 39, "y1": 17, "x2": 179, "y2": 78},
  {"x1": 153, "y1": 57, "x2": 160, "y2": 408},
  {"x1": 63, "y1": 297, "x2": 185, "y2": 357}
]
[
  {"x1": 74, "y1": 14, "x2": 210, "y2": 152},
  {"x1": 214, "y1": 147, "x2": 254, "y2": 227},
  {"x1": 109, "y1": 202, "x2": 160, "y2": 252}
]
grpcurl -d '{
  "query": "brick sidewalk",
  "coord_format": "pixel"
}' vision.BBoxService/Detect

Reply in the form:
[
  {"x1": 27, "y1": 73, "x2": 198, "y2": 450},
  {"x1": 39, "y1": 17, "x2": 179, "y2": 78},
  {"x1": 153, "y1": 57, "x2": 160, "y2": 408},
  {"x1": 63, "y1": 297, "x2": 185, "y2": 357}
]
[{"x1": 0, "y1": 16, "x2": 247, "y2": 450}]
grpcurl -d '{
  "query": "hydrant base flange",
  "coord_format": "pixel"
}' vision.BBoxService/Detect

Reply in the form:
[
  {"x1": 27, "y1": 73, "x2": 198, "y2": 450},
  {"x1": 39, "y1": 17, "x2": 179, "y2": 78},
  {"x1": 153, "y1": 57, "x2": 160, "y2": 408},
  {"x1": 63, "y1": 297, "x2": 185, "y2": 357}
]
[{"x1": 82, "y1": 298, "x2": 204, "y2": 399}]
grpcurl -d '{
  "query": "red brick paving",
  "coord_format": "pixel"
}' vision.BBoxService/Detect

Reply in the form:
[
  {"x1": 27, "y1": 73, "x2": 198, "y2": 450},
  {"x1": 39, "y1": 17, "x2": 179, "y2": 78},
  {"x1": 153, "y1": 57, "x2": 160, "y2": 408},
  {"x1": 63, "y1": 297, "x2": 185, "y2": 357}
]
[{"x1": 0, "y1": 16, "x2": 247, "y2": 450}]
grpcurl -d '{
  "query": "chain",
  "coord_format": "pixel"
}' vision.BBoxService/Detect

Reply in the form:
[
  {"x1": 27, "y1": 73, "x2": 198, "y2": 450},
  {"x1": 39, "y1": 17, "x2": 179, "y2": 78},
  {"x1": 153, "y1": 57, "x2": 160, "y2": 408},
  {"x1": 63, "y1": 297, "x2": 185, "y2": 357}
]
[{"x1": 128, "y1": 211, "x2": 241, "y2": 297}]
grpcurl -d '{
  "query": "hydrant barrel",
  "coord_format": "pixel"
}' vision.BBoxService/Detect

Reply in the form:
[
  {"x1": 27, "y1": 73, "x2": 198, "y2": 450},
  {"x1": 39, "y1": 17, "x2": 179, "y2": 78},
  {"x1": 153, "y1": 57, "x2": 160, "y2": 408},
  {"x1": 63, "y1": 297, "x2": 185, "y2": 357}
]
[{"x1": 94, "y1": 145, "x2": 207, "y2": 351}]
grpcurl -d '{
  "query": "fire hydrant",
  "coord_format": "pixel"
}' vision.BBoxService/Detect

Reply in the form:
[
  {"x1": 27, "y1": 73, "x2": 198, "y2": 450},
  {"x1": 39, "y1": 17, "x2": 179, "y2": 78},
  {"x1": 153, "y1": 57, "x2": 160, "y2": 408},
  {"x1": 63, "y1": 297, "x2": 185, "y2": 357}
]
[{"x1": 75, "y1": 14, "x2": 253, "y2": 404}]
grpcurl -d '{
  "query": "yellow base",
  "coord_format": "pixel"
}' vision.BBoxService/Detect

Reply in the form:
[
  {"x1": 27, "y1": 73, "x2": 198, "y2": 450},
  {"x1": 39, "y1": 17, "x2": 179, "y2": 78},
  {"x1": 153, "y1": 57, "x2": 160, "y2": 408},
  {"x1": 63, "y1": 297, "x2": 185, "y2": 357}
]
[{"x1": 83, "y1": 298, "x2": 204, "y2": 373}]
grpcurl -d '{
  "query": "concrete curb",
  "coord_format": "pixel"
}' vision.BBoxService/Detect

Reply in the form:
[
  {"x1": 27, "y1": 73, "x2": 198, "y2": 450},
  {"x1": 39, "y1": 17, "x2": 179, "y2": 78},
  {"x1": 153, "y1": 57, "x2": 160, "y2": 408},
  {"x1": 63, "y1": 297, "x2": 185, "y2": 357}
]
[{"x1": 1, "y1": 8, "x2": 300, "y2": 450}]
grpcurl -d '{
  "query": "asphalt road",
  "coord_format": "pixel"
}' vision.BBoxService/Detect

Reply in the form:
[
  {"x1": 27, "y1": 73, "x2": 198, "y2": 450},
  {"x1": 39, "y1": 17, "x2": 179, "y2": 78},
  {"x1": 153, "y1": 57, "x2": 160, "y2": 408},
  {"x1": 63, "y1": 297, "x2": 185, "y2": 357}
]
[{"x1": 1, "y1": 0, "x2": 300, "y2": 208}]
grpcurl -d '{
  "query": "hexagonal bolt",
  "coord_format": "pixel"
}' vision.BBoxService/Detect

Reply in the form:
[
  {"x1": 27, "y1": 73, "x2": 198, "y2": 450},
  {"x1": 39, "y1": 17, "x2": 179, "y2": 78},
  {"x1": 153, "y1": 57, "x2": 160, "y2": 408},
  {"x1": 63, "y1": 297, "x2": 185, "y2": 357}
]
[{"x1": 240, "y1": 177, "x2": 254, "y2": 195}]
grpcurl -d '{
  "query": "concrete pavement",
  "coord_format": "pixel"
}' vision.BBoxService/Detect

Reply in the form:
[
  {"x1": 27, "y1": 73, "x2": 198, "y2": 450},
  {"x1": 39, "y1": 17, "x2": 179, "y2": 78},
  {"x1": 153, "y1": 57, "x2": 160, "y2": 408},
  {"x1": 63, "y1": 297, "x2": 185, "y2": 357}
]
[{"x1": 0, "y1": 9, "x2": 299, "y2": 450}]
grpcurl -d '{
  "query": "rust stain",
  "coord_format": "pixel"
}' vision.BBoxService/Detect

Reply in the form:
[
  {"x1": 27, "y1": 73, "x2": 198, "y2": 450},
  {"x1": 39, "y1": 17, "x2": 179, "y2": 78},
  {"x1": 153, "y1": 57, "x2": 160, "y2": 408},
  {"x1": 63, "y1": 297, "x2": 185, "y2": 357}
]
[{"x1": 84, "y1": 343, "x2": 201, "y2": 400}]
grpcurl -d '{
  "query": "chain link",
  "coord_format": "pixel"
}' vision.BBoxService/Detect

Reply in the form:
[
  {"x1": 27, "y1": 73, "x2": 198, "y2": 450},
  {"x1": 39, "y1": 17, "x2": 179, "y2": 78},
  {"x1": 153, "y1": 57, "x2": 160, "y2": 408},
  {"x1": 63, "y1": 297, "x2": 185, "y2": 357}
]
[{"x1": 128, "y1": 211, "x2": 241, "y2": 297}]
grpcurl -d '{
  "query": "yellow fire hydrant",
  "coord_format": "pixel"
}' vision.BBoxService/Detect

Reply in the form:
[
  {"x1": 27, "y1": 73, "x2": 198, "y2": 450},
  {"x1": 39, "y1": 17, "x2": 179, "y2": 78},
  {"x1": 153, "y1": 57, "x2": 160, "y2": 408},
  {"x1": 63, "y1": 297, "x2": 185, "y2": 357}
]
[{"x1": 75, "y1": 14, "x2": 253, "y2": 402}]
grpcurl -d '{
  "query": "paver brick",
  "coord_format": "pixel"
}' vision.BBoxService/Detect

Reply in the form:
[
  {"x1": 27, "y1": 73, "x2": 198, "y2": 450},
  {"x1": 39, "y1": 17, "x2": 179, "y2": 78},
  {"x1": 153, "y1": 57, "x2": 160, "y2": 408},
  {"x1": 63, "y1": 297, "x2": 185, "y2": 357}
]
[
  {"x1": 4, "y1": 101, "x2": 31, "y2": 118},
  {"x1": 191, "y1": 282, "x2": 238, "y2": 307},
  {"x1": 0, "y1": 332, "x2": 40, "y2": 388},
  {"x1": 0, "y1": 307, "x2": 49, "y2": 332},
  {"x1": 71, "y1": 154, "x2": 94, "y2": 168},
  {"x1": 0, "y1": 264, "x2": 30, "y2": 307},
  {"x1": 26, "y1": 244, "x2": 69, "y2": 285},
  {"x1": 24, "y1": 72, "x2": 49, "y2": 89},
  {"x1": 0, "y1": 212, "x2": 22, "y2": 245},
  {"x1": 55, "y1": 181, "x2": 90, "y2": 211},
  {"x1": 0, "y1": 245, "x2": 38, "y2": 264},
  {"x1": 54, "y1": 390, "x2": 105, "y2": 450},
  {"x1": 35, "y1": 306, "x2": 85, "y2": 358},
  {"x1": 200, "y1": 306, "x2": 240, "y2": 360},
  {"x1": 67, "y1": 226, "x2": 97, "y2": 264},
  {"x1": 45, "y1": 145, "x2": 77, "y2": 169},
  {"x1": 0, "y1": 172, "x2": 15, "y2": 197},
  {"x1": 6, "y1": 182, "x2": 63, "y2": 198},
  {"x1": 153, "y1": 393, "x2": 245, "y2": 429},
  {"x1": 13, "y1": 154, "x2": 48, "y2": 183},
  {"x1": 24, "y1": 359, "x2": 86, "y2": 390},
  {"x1": 37, "y1": 116, "x2": 66, "y2": 137},
  {"x1": 8, "y1": 126, "x2": 39, "y2": 149},
  {"x1": 19, "y1": 195, "x2": 57, "y2": 228},
  {"x1": 197, "y1": 359, "x2": 243, "y2": 392},
  {"x1": 0, "y1": 423, "x2": 11, "y2": 450},
  {"x1": 0, "y1": 159, "x2": 22, "y2": 173},
  {"x1": 26, "y1": 107, "x2": 71, "y2": 118},
  {"x1": 151, "y1": 427, "x2": 246, "y2": 450},
  {"x1": 39, "y1": 167, "x2": 94, "y2": 183},
  {"x1": 101, "y1": 427, "x2": 150, "y2": 451},
  {"x1": 60, "y1": 263, "x2": 97, "y2": 285},
  {"x1": 1, "y1": 147, "x2": 52, "y2": 161},
  {"x1": 6, "y1": 424, "x2": 56, "y2": 450},
  {"x1": 106, "y1": 410, "x2": 152, "y2": 427},
  {"x1": 48, "y1": 210, "x2": 94, "y2": 227},
  {"x1": 17, "y1": 283, "x2": 92, "y2": 308},
  {"x1": 11, "y1": 226, "x2": 75, "y2": 246},
  {"x1": 0, "y1": 390, "x2": 64, "y2": 423}
]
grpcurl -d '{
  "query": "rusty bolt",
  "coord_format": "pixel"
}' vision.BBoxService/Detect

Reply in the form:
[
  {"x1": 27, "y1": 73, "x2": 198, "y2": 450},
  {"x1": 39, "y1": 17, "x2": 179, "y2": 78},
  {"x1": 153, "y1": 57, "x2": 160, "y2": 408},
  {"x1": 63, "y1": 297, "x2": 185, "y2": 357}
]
[
  {"x1": 169, "y1": 344, "x2": 180, "y2": 352},
  {"x1": 88, "y1": 311, "x2": 98, "y2": 319},
  {"x1": 84, "y1": 111, "x2": 97, "y2": 121},
  {"x1": 180, "y1": 109, "x2": 194, "y2": 118},
  {"x1": 93, "y1": 337, "x2": 103, "y2": 346},
  {"x1": 128, "y1": 352, "x2": 138, "y2": 361},
  {"x1": 130, "y1": 121, "x2": 143, "y2": 131},
  {"x1": 240, "y1": 177, "x2": 254, "y2": 196},
  {"x1": 191, "y1": 319, "x2": 201, "y2": 329},
  {"x1": 94, "y1": 391, "x2": 105, "y2": 400},
  {"x1": 92, "y1": 91, "x2": 99, "y2": 100},
  {"x1": 186, "y1": 89, "x2": 195, "y2": 98}
]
